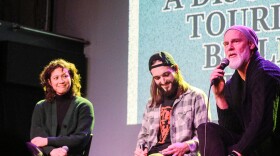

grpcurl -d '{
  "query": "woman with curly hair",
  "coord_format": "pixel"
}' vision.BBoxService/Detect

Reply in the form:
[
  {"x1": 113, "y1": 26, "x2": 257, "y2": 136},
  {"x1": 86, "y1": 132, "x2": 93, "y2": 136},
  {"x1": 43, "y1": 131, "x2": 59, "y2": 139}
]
[{"x1": 28, "y1": 59, "x2": 94, "y2": 156}]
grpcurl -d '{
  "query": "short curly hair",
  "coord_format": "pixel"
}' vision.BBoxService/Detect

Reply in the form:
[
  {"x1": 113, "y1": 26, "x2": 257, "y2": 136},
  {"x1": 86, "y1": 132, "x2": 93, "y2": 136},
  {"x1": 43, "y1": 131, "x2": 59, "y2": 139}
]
[{"x1": 40, "y1": 59, "x2": 81, "y2": 102}]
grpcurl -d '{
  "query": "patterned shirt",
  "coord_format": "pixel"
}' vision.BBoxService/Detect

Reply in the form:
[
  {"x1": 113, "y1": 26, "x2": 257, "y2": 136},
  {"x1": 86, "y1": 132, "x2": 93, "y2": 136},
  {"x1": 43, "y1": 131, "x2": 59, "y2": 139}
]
[
  {"x1": 136, "y1": 86, "x2": 210, "y2": 156},
  {"x1": 149, "y1": 98, "x2": 174, "y2": 154}
]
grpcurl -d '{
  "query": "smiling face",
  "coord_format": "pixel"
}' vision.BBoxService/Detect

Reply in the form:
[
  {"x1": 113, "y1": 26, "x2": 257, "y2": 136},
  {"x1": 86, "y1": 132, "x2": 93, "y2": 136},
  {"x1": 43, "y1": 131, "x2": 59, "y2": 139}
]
[
  {"x1": 150, "y1": 61, "x2": 177, "y2": 96},
  {"x1": 223, "y1": 29, "x2": 255, "y2": 70},
  {"x1": 48, "y1": 67, "x2": 72, "y2": 95}
]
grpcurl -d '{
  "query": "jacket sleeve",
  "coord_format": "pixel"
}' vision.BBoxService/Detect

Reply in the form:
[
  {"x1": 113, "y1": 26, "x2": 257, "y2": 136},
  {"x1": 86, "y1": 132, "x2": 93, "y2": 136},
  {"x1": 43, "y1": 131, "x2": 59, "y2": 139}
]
[
  {"x1": 30, "y1": 100, "x2": 49, "y2": 139},
  {"x1": 217, "y1": 76, "x2": 243, "y2": 134},
  {"x1": 233, "y1": 72, "x2": 277, "y2": 153},
  {"x1": 30, "y1": 100, "x2": 56, "y2": 155}
]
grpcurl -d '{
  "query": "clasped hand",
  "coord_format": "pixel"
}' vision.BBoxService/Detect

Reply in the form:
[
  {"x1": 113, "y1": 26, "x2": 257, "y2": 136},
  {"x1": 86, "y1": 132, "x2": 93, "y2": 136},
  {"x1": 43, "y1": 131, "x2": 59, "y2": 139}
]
[
  {"x1": 134, "y1": 142, "x2": 188, "y2": 156},
  {"x1": 134, "y1": 147, "x2": 148, "y2": 156},
  {"x1": 31, "y1": 137, "x2": 48, "y2": 147}
]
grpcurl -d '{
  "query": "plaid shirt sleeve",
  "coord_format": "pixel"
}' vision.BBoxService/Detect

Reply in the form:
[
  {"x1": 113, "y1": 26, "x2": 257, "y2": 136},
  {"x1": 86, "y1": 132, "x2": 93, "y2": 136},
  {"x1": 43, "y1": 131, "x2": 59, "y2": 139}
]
[
  {"x1": 190, "y1": 86, "x2": 210, "y2": 153},
  {"x1": 172, "y1": 86, "x2": 210, "y2": 154},
  {"x1": 136, "y1": 101, "x2": 160, "y2": 150},
  {"x1": 192, "y1": 87, "x2": 210, "y2": 130}
]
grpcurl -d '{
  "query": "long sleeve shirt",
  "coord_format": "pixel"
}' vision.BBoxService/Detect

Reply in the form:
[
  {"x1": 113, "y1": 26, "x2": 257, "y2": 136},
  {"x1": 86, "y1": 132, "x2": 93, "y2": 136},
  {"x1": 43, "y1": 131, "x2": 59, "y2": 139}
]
[
  {"x1": 218, "y1": 52, "x2": 280, "y2": 154},
  {"x1": 136, "y1": 86, "x2": 209, "y2": 156}
]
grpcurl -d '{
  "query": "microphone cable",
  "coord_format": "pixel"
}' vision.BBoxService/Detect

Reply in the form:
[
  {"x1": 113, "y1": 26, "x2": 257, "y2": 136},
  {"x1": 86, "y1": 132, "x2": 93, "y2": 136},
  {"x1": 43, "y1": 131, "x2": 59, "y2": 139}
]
[
  {"x1": 203, "y1": 82, "x2": 213, "y2": 156},
  {"x1": 203, "y1": 58, "x2": 229, "y2": 156}
]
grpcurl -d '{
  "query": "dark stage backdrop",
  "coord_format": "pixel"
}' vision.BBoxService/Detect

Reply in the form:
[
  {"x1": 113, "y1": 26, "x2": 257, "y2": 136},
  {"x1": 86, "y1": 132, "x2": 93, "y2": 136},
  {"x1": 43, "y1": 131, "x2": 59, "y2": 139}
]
[{"x1": 0, "y1": 0, "x2": 53, "y2": 31}]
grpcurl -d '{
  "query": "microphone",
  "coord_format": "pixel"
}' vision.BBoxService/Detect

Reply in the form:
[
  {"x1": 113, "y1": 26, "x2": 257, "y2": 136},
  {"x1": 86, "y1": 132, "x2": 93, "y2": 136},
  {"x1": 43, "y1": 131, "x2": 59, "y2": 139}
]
[
  {"x1": 211, "y1": 58, "x2": 229, "y2": 86},
  {"x1": 62, "y1": 146, "x2": 69, "y2": 152}
]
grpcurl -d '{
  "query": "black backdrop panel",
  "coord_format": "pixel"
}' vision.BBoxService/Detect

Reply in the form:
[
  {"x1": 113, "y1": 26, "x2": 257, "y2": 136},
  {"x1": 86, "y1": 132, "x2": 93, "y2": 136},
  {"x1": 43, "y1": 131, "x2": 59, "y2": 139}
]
[
  {"x1": 0, "y1": 0, "x2": 52, "y2": 31},
  {"x1": 1, "y1": 83, "x2": 44, "y2": 142},
  {"x1": 2, "y1": 41, "x2": 87, "y2": 88}
]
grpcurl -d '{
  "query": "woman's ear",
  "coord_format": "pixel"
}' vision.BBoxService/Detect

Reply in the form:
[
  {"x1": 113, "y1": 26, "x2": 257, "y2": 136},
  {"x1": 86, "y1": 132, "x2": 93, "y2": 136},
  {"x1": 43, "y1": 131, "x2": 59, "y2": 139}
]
[{"x1": 48, "y1": 79, "x2": 51, "y2": 85}]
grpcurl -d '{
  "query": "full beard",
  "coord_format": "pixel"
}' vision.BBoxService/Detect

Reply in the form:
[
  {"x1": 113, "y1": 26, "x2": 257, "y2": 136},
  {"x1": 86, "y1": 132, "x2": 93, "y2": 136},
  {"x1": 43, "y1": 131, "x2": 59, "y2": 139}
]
[
  {"x1": 229, "y1": 57, "x2": 242, "y2": 69},
  {"x1": 229, "y1": 51, "x2": 250, "y2": 70},
  {"x1": 158, "y1": 80, "x2": 179, "y2": 98}
]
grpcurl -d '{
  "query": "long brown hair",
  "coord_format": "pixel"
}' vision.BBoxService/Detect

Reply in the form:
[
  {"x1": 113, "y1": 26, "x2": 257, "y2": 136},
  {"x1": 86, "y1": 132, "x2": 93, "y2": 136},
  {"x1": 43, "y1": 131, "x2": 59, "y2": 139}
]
[
  {"x1": 40, "y1": 59, "x2": 81, "y2": 102},
  {"x1": 149, "y1": 65, "x2": 189, "y2": 107}
]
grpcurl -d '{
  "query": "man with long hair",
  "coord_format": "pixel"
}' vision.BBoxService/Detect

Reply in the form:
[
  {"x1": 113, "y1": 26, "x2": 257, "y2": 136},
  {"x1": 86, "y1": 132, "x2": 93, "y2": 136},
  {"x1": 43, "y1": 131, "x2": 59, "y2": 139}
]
[
  {"x1": 134, "y1": 52, "x2": 209, "y2": 156},
  {"x1": 28, "y1": 59, "x2": 94, "y2": 156}
]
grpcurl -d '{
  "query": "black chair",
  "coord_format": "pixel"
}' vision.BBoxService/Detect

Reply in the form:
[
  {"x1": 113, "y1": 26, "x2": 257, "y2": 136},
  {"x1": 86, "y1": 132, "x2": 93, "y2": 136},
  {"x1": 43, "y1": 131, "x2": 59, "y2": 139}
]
[
  {"x1": 26, "y1": 142, "x2": 43, "y2": 156},
  {"x1": 27, "y1": 134, "x2": 93, "y2": 156},
  {"x1": 82, "y1": 134, "x2": 93, "y2": 156}
]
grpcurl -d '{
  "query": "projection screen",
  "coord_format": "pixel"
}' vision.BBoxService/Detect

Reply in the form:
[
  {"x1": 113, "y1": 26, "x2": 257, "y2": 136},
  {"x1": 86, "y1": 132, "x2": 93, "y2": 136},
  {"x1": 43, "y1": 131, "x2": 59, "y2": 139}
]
[{"x1": 128, "y1": 0, "x2": 280, "y2": 125}]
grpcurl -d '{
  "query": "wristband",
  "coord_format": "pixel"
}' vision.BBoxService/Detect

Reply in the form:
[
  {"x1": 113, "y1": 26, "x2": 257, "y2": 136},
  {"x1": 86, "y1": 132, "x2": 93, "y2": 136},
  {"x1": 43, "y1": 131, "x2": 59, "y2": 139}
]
[{"x1": 185, "y1": 140, "x2": 197, "y2": 152}]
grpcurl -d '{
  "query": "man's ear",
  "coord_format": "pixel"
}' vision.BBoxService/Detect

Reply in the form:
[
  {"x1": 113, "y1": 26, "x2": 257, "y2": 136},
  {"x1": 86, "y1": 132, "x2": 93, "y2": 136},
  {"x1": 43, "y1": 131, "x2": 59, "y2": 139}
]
[
  {"x1": 172, "y1": 64, "x2": 179, "y2": 72},
  {"x1": 249, "y1": 42, "x2": 256, "y2": 50}
]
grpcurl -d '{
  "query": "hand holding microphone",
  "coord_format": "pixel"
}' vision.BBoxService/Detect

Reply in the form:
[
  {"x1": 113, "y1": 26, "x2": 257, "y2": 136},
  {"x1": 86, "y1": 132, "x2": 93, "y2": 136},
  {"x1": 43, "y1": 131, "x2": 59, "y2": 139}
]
[
  {"x1": 210, "y1": 58, "x2": 230, "y2": 109},
  {"x1": 210, "y1": 58, "x2": 229, "y2": 86},
  {"x1": 62, "y1": 146, "x2": 68, "y2": 152}
]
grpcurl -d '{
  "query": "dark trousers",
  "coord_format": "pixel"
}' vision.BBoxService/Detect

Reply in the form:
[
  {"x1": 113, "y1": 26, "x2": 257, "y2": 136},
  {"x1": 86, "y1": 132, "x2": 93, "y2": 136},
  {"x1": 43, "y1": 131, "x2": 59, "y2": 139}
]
[
  {"x1": 197, "y1": 122, "x2": 241, "y2": 156},
  {"x1": 197, "y1": 122, "x2": 279, "y2": 156}
]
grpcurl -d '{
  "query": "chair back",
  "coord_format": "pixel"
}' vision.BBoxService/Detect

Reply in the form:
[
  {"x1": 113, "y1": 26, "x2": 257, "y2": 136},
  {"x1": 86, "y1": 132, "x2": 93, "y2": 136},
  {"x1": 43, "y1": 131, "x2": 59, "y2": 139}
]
[{"x1": 82, "y1": 134, "x2": 93, "y2": 156}]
